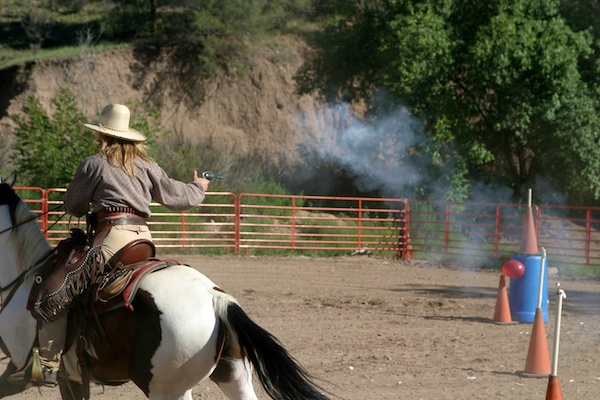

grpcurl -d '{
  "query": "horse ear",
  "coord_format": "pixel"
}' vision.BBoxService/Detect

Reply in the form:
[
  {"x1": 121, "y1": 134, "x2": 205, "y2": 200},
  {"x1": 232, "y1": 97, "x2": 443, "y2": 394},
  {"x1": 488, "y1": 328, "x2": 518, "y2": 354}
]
[{"x1": 3, "y1": 171, "x2": 17, "y2": 187}]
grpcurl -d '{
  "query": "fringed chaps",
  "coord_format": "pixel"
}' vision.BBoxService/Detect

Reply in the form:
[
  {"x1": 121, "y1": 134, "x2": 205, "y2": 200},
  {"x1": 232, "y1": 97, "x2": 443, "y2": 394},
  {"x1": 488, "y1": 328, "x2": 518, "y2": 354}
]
[{"x1": 34, "y1": 246, "x2": 106, "y2": 323}]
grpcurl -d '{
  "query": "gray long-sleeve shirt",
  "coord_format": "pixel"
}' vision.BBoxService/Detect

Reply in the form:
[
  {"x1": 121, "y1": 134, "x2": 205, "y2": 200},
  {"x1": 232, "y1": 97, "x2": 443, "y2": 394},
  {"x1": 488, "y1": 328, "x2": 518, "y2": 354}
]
[{"x1": 63, "y1": 154, "x2": 205, "y2": 218}]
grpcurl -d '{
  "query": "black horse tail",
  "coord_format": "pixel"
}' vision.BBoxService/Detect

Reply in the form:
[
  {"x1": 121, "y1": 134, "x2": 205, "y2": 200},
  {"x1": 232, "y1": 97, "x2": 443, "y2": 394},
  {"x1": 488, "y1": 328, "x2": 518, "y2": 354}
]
[{"x1": 218, "y1": 298, "x2": 332, "y2": 400}]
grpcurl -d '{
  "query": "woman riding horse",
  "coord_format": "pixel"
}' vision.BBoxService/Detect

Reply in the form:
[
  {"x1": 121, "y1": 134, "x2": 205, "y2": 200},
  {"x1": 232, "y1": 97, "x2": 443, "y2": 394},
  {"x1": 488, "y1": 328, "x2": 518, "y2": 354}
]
[{"x1": 9, "y1": 104, "x2": 211, "y2": 386}]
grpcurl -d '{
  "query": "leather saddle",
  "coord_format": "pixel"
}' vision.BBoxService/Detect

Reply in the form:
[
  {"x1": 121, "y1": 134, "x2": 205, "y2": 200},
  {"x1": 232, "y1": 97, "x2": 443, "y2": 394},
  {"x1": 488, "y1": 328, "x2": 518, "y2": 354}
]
[{"x1": 28, "y1": 228, "x2": 157, "y2": 322}]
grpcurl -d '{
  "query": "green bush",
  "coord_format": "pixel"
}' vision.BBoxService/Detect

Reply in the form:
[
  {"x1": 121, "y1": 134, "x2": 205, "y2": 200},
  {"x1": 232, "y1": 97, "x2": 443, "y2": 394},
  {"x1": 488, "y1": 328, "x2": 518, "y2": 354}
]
[{"x1": 12, "y1": 88, "x2": 96, "y2": 188}]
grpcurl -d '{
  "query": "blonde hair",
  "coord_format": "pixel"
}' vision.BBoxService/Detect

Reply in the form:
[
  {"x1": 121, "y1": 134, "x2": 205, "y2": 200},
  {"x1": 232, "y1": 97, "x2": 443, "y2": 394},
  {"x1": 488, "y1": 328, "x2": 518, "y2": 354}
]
[{"x1": 96, "y1": 133, "x2": 153, "y2": 177}]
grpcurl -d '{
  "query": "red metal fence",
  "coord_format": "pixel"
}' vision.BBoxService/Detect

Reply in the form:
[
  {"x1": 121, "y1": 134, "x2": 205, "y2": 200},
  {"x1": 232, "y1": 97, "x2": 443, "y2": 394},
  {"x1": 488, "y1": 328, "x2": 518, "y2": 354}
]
[
  {"x1": 42, "y1": 188, "x2": 239, "y2": 253},
  {"x1": 236, "y1": 193, "x2": 407, "y2": 255},
  {"x1": 13, "y1": 187, "x2": 600, "y2": 268}
]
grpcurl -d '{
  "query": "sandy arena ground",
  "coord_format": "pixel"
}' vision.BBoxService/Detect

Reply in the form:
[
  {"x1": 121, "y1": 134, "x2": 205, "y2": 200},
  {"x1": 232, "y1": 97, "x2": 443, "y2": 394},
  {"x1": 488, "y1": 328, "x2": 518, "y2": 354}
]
[{"x1": 2, "y1": 255, "x2": 600, "y2": 399}]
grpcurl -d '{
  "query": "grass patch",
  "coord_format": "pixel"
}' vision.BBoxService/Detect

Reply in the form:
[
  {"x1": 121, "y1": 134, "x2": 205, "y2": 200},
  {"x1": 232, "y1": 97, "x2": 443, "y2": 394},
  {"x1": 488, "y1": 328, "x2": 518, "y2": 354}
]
[{"x1": 0, "y1": 43, "x2": 129, "y2": 71}]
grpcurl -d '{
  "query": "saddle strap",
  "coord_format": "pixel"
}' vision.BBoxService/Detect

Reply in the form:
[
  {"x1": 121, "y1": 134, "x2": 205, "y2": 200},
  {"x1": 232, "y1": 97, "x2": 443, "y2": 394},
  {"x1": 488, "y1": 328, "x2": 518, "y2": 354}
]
[
  {"x1": 92, "y1": 259, "x2": 180, "y2": 315},
  {"x1": 123, "y1": 260, "x2": 179, "y2": 310},
  {"x1": 75, "y1": 337, "x2": 91, "y2": 400},
  {"x1": 97, "y1": 269, "x2": 134, "y2": 301}
]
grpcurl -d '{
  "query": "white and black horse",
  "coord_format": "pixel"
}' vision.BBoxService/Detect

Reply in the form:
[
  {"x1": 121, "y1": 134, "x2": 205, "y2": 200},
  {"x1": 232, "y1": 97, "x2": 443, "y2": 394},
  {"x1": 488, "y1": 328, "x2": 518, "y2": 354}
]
[{"x1": 0, "y1": 172, "x2": 332, "y2": 400}]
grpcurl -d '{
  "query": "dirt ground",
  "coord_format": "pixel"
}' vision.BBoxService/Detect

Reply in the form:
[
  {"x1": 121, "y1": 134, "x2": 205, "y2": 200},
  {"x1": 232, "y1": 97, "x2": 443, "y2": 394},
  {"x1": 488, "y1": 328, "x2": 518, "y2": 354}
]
[{"x1": 2, "y1": 255, "x2": 600, "y2": 399}]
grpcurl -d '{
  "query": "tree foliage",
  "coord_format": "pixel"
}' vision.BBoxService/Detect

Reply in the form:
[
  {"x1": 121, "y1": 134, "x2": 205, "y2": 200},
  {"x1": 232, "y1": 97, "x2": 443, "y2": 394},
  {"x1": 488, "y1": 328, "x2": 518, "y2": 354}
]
[
  {"x1": 12, "y1": 88, "x2": 96, "y2": 188},
  {"x1": 187, "y1": 0, "x2": 315, "y2": 73},
  {"x1": 102, "y1": 0, "x2": 314, "y2": 65},
  {"x1": 296, "y1": 0, "x2": 600, "y2": 204}
]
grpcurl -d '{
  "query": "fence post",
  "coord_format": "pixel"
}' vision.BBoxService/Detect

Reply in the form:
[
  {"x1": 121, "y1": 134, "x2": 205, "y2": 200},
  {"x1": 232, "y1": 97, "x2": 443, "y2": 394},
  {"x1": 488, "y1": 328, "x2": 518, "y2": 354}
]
[
  {"x1": 234, "y1": 195, "x2": 241, "y2": 254},
  {"x1": 493, "y1": 206, "x2": 501, "y2": 257},
  {"x1": 292, "y1": 197, "x2": 297, "y2": 249},
  {"x1": 42, "y1": 189, "x2": 49, "y2": 238},
  {"x1": 586, "y1": 208, "x2": 592, "y2": 265},
  {"x1": 358, "y1": 199, "x2": 363, "y2": 249},
  {"x1": 398, "y1": 201, "x2": 409, "y2": 259},
  {"x1": 181, "y1": 213, "x2": 187, "y2": 248},
  {"x1": 444, "y1": 203, "x2": 450, "y2": 254}
]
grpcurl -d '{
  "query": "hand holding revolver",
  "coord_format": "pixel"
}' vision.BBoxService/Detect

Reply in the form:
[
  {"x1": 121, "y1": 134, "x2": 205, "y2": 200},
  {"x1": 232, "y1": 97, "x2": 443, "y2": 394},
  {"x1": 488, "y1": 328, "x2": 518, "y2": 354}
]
[{"x1": 193, "y1": 171, "x2": 223, "y2": 191}]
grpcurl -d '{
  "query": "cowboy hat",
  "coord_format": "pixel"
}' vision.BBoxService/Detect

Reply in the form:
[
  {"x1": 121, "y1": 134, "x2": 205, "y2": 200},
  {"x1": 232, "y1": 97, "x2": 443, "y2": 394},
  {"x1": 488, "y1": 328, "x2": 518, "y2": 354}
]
[{"x1": 83, "y1": 104, "x2": 146, "y2": 142}]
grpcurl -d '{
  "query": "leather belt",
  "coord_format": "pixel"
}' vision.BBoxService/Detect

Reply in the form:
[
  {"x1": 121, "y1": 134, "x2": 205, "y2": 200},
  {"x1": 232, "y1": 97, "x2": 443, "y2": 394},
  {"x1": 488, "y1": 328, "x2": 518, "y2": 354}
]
[
  {"x1": 96, "y1": 208, "x2": 139, "y2": 220},
  {"x1": 95, "y1": 214, "x2": 147, "y2": 233}
]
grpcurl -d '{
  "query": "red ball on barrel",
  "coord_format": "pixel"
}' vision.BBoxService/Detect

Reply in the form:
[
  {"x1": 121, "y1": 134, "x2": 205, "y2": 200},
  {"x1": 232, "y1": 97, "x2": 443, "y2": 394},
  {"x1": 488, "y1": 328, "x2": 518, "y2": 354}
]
[{"x1": 502, "y1": 260, "x2": 525, "y2": 279}]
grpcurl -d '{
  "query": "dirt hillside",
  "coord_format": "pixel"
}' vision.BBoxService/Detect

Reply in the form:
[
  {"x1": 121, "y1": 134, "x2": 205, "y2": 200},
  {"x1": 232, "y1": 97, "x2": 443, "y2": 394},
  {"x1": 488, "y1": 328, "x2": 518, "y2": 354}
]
[{"x1": 0, "y1": 36, "x2": 339, "y2": 181}]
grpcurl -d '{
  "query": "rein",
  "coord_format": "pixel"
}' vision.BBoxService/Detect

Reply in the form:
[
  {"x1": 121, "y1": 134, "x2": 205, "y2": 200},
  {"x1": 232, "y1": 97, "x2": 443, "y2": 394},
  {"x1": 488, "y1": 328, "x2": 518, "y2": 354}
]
[
  {"x1": 0, "y1": 205, "x2": 65, "y2": 309},
  {"x1": 0, "y1": 250, "x2": 52, "y2": 312},
  {"x1": 0, "y1": 205, "x2": 66, "y2": 236},
  {"x1": 0, "y1": 269, "x2": 30, "y2": 310}
]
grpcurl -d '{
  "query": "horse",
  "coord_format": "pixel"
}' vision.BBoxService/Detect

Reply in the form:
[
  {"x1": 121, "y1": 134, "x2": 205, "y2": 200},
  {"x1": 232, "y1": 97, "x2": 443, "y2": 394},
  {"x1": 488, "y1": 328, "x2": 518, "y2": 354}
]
[{"x1": 0, "y1": 172, "x2": 332, "y2": 400}]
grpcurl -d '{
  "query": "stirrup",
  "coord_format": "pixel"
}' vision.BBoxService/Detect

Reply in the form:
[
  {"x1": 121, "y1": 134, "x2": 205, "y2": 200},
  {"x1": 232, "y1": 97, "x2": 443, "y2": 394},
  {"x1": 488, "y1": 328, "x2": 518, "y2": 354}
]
[
  {"x1": 7, "y1": 365, "x2": 57, "y2": 387},
  {"x1": 7, "y1": 347, "x2": 58, "y2": 387}
]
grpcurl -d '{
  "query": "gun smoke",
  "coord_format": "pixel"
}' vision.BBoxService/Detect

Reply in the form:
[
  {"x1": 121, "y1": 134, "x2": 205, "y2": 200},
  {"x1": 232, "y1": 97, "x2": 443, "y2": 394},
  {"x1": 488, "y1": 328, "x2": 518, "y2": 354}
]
[
  {"x1": 299, "y1": 102, "x2": 428, "y2": 199},
  {"x1": 298, "y1": 101, "x2": 566, "y2": 206}
]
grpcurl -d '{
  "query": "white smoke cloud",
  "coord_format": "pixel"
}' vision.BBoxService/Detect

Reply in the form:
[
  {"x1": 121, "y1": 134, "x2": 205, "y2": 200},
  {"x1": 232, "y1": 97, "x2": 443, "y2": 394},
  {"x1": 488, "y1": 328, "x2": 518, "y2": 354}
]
[
  {"x1": 299, "y1": 100, "x2": 565, "y2": 207},
  {"x1": 301, "y1": 102, "x2": 427, "y2": 198}
]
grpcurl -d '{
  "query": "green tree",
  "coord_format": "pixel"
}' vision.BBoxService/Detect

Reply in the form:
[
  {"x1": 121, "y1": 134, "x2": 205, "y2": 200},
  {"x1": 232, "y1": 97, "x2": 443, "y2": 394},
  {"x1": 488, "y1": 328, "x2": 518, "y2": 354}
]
[
  {"x1": 296, "y1": 0, "x2": 600, "y2": 204},
  {"x1": 12, "y1": 88, "x2": 96, "y2": 188},
  {"x1": 189, "y1": 0, "x2": 314, "y2": 73},
  {"x1": 102, "y1": 0, "x2": 314, "y2": 77}
]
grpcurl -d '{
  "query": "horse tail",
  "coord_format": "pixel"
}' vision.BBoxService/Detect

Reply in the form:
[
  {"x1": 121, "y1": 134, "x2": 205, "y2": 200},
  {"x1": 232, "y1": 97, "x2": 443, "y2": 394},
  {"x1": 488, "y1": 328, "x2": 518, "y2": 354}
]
[{"x1": 213, "y1": 293, "x2": 332, "y2": 400}]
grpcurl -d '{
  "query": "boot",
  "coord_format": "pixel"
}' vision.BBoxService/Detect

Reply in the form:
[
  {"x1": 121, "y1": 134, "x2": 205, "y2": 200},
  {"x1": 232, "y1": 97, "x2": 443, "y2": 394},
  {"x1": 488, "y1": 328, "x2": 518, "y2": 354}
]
[
  {"x1": 7, "y1": 365, "x2": 57, "y2": 387},
  {"x1": 7, "y1": 347, "x2": 57, "y2": 387}
]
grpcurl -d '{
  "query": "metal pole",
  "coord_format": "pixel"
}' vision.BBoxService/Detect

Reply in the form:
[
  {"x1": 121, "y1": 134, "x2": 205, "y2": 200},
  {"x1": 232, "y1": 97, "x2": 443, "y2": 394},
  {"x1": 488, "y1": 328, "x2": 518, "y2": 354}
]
[
  {"x1": 551, "y1": 283, "x2": 566, "y2": 376},
  {"x1": 537, "y1": 247, "x2": 546, "y2": 309}
]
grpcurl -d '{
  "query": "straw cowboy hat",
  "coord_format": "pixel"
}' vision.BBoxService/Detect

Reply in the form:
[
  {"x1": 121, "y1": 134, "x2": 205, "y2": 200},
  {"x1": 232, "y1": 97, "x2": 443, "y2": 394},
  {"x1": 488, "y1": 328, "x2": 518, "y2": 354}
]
[{"x1": 83, "y1": 104, "x2": 146, "y2": 142}]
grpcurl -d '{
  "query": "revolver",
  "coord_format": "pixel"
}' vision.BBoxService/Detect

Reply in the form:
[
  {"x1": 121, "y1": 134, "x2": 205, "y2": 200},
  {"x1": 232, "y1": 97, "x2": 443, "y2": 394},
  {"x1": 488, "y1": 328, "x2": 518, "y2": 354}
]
[{"x1": 201, "y1": 171, "x2": 223, "y2": 181}]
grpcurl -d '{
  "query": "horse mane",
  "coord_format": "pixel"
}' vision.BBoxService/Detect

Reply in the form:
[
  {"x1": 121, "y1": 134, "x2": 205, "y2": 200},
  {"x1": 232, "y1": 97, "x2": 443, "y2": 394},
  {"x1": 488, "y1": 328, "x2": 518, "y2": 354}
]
[
  {"x1": 11, "y1": 201, "x2": 52, "y2": 270},
  {"x1": 0, "y1": 182, "x2": 20, "y2": 227}
]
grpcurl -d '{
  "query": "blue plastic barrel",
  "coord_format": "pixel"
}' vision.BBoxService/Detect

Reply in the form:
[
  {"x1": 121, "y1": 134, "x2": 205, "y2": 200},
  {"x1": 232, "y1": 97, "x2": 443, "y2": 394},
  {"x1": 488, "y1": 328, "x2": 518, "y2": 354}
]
[{"x1": 508, "y1": 254, "x2": 548, "y2": 323}]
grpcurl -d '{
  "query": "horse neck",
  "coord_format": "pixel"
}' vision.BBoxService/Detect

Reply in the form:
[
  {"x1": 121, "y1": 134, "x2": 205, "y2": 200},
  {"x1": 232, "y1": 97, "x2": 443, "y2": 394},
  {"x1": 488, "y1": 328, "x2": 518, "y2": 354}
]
[{"x1": 3, "y1": 203, "x2": 52, "y2": 281}]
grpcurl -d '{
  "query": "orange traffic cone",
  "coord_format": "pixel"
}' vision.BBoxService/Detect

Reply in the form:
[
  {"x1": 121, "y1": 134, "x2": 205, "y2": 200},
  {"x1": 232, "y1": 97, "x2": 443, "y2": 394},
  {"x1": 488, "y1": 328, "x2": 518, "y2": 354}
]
[
  {"x1": 546, "y1": 375, "x2": 563, "y2": 400},
  {"x1": 520, "y1": 207, "x2": 539, "y2": 254},
  {"x1": 521, "y1": 308, "x2": 551, "y2": 376},
  {"x1": 493, "y1": 274, "x2": 514, "y2": 324}
]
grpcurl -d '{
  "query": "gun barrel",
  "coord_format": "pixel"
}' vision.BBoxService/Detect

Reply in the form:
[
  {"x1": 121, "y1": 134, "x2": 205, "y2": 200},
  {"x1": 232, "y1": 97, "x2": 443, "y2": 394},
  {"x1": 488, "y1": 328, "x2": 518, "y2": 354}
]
[{"x1": 201, "y1": 171, "x2": 223, "y2": 180}]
